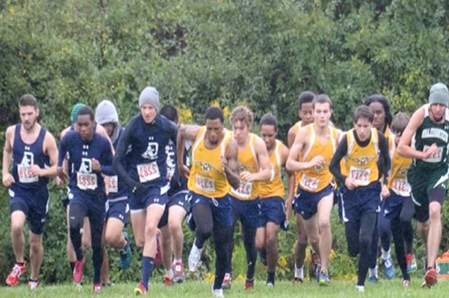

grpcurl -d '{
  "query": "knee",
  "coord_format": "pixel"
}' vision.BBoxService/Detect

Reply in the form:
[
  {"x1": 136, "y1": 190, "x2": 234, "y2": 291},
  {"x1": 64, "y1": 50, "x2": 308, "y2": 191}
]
[
  {"x1": 144, "y1": 224, "x2": 158, "y2": 239},
  {"x1": 319, "y1": 217, "x2": 331, "y2": 232},
  {"x1": 105, "y1": 231, "x2": 120, "y2": 247},
  {"x1": 429, "y1": 204, "x2": 441, "y2": 221},
  {"x1": 297, "y1": 235, "x2": 308, "y2": 249},
  {"x1": 169, "y1": 219, "x2": 183, "y2": 235},
  {"x1": 359, "y1": 235, "x2": 371, "y2": 251},
  {"x1": 30, "y1": 237, "x2": 42, "y2": 253},
  {"x1": 11, "y1": 223, "x2": 23, "y2": 237},
  {"x1": 82, "y1": 239, "x2": 92, "y2": 251},
  {"x1": 266, "y1": 233, "x2": 278, "y2": 248},
  {"x1": 196, "y1": 223, "x2": 212, "y2": 240}
]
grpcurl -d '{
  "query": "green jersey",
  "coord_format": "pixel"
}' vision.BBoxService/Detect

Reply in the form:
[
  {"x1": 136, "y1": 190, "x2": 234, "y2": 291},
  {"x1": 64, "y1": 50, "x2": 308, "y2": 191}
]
[{"x1": 411, "y1": 104, "x2": 449, "y2": 172}]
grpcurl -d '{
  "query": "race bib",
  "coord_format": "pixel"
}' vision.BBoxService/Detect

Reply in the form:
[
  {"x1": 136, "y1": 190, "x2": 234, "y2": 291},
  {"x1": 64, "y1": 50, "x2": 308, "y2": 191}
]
[
  {"x1": 392, "y1": 178, "x2": 410, "y2": 196},
  {"x1": 195, "y1": 174, "x2": 216, "y2": 192},
  {"x1": 349, "y1": 167, "x2": 370, "y2": 186},
  {"x1": 423, "y1": 145, "x2": 443, "y2": 163},
  {"x1": 109, "y1": 175, "x2": 118, "y2": 193},
  {"x1": 299, "y1": 174, "x2": 319, "y2": 192},
  {"x1": 17, "y1": 164, "x2": 38, "y2": 183},
  {"x1": 167, "y1": 168, "x2": 175, "y2": 181},
  {"x1": 77, "y1": 172, "x2": 98, "y2": 190},
  {"x1": 137, "y1": 162, "x2": 160, "y2": 183},
  {"x1": 232, "y1": 181, "x2": 253, "y2": 199}
]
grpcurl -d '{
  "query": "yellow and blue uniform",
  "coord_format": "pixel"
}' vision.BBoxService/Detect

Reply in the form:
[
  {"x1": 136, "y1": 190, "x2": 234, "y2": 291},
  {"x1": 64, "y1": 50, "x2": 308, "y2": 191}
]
[
  {"x1": 258, "y1": 140, "x2": 286, "y2": 226},
  {"x1": 188, "y1": 127, "x2": 233, "y2": 226},
  {"x1": 293, "y1": 124, "x2": 338, "y2": 220}
]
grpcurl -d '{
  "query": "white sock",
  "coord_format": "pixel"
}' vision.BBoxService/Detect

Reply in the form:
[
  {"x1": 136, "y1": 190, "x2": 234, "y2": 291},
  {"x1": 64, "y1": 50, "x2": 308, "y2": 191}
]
[
  {"x1": 294, "y1": 264, "x2": 304, "y2": 279},
  {"x1": 174, "y1": 258, "x2": 182, "y2": 264},
  {"x1": 369, "y1": 266, "x2": 378, "y2": 278},
  {"x1": 381, "y1": 248, "x2": 391, "y2": 260},
  {"x1": 166, "y1": 268, "x2": 174, "y2": 279}
]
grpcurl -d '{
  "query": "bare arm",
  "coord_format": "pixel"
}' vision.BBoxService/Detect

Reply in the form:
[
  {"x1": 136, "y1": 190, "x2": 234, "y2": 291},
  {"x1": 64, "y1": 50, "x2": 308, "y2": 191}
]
[
  {"x1": 176, "y1": 124, "x2": 201, "y2": 179},
  {"x1": 287, "y1": 126, "x2": 297, "y2": 148},
  {"x1": 286, "y1": 127, "x2": 321, "y2": 172},
  {"x1": 397, "y1": 107, "x2": 426, "y2": 159},
  {"x1": 281, "y1": 143, "x2": 295, "y2": 220},
  {"x1": 2, "y1": 126, "x2": 15, "y2": 187},
  {"x1": 241, "y1": 137, "x2": 271, "y2": 182},
  {"x1": 223, "y1": 138, "x2": 240, "y2": 189},
  {"x1": 35, "y1": 132, "x2": 58, "y2": 178}
]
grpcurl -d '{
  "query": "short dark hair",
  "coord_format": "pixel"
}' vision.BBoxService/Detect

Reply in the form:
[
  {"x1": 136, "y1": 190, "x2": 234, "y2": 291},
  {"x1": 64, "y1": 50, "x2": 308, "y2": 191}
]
[
  {"x1": 364, "y1": 94, "x2": 393, "y2": 126},
  {"x1": 313, "y1": 94, "x2": 333, "y2": 109},
  {"x1": 353, "y1": 105, "x2": 374, "y2": 123},
  {"x1": 77, "y1": 106, "x2": 95, "y2": 122},
  {"x1": 205, "y1": 106, "x2": 224, "y2": 123},
  {"x1": 298, "y1": 91, "x2": 315, "y2": 110},
  {"x1": 259, "y1": 113, "x2": 278, "y2": 130},
  {"x1": 391, "y1": 112, "x2": 410, "y2": 134},
  {"x1": 19, "y1": 94, "x2": 38, "y2": 109},
  {"x1": 160, "y1": 104, "x2": 179, "y2": 123}
]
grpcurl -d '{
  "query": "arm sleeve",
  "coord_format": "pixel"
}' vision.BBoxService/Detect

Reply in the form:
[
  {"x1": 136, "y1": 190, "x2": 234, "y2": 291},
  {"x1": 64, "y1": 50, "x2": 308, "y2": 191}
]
[
  {"x1": 101, "y1": 138, "x2": 114, "y2": 176},
  {"x1": 377, "y1": 133, "x2": 391, "y2": 181},
  {"x1": 113, "y1": 122, "x2": 134, "y2": 182},
  {"x1": 58, "y1": 135, "x2": 68, "y2": 167},
  {"x1": 329, "y1": 134, "x2": 348, "y2": 185}
]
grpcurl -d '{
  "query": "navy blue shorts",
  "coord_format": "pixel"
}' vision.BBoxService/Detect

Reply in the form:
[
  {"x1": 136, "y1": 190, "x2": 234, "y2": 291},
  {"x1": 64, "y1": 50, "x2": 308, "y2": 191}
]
[
  {"x1": 129, "y1": 184, "x2": 169, "y2": 211},
  {"x1": 383, "y1": 192, "x2": 409, "y2": 221},
  {"x1": 190, "y1": 192, "x2": 233, "y2": 227},
  {"x1": 9, "y1": 188, "x2": 49, "y2": 235},
  {"x1": 341, "y1": 181, "x2": 381, "y2": 223},
  {"x1": 230, "y1": 196, "x2": 261, "y2": 229},
  {"x1": 106, "y1": 200, "x2": 129, "y2": 225},
  {"x1": 68, "y1": 189, "x2": 106, "y2": 224},
  {"x1": 293, "y1": 184, "x2": 333, "y2": 220},
  {"x1": 167, "y1": 189, "x2": 189, "y2": 212},
  {"x1": 257, "y1": 196, "x2": 286, "y2": 227}
]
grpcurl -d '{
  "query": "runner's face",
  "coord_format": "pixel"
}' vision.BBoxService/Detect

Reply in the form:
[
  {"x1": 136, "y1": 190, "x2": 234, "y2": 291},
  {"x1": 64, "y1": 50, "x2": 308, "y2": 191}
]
[
  {"x1": 430, "y1": 103, "x2": 446, "y2": 123},
  {"x1": 101, "y1": 122, "x2": 115, "y2": 138},
  {"x1": 205, "y1": 118, "x2": 223, "y2": 145},
  {"x1": 19, "y1": 105, "x2": 39, "y2": 131},
  {"x1": 354, "y1": 117, "x2": 372, "y2": 142},
  {"x1": 394, "y1": 130, "x2": 402, "y2": 146},
  {"x1": 299, "y1": 103, "x2": 314, "y2": 125},
  {"x1": 314, "y1": 102, "x2": 332, "y2": 128},
  {"x1": 232, "y1": 120, "x2": 250, "y2": 145},
  {"x1": 369, "y1": 101, "x2": 386, "y2": 130},
  {"x1": 140, "y1": 104, "x2": 157, "y2": 123},
  {"x1": 260, "y1": 124, "x2": 277, "y2": 151},
  {"x1": 77, "y1": 115, "x2": 95, "y2": 141}
]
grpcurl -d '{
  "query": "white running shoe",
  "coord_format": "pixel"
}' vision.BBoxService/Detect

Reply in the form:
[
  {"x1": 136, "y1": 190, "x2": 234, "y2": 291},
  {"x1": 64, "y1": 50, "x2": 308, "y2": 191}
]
[
  {"x1": 188, "y1": 241, "x2": 203, "y2": 272},
  {"x1": 212, "y1": 285, "x2": 224, "y2": 298}
]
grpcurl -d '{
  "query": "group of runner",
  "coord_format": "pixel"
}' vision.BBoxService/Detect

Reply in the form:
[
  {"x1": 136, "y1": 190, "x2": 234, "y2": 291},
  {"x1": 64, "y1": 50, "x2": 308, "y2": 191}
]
[{"x1": 2, "y1": 83, "x2": 449, "y2": 296}]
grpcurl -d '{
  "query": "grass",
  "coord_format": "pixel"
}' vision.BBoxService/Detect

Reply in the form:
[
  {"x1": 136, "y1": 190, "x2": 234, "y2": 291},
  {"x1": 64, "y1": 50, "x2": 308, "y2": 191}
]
[{"x1": 2, "y1": 278, "x2": 449, "y2": 298}]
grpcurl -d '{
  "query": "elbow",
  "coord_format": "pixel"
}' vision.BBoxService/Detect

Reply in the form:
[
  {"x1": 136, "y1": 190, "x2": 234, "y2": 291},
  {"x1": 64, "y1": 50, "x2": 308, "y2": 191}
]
[{"x1": 286, "y1": 159, "x2": 293, "y2": 172}]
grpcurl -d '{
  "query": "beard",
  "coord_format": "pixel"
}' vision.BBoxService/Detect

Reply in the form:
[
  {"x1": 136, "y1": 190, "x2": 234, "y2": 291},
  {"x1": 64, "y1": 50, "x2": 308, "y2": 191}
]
[{"x1": 23, "y1": 119, "x2": 37, "y2": 131}]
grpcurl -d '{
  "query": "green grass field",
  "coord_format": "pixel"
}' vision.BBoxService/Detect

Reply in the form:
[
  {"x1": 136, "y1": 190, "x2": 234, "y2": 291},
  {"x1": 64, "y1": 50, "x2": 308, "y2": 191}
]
[{"x1": 2, "y1": 278, "x2": 449, "y2": 298}]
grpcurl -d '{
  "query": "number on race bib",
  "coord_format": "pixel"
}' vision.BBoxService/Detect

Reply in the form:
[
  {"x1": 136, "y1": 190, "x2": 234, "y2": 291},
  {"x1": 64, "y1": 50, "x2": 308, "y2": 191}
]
[
  {"x1": 349, "y1": 167, "x2": 370, "y2": 186},
  {"x1": 17, "y1": 165, "x2": 38, "y2": 183},
  {"x1": 137, "y1": 162, "x2": 160, "y2": 183},
  {"x1": 232, "y1": 181, "x2": 253, "y2": 199},
  {"x1": 423, "y1": 146, "x2": 443, "y2": 163},
  {"x1": 300, "y1": 175, "x2": 319, "y2": 192},
  {"x1": 109, "y1": 175, "x2": 118, "y2": 193},
  {"x1": 195, "y1": 175, "x2": 216, "y2": 192},
  {"x1": 77, "y1": 172, "x2": 98, "y2": 190},
  {"x1": 392, "y1": 178, "x2": 410, "y2": 196}
]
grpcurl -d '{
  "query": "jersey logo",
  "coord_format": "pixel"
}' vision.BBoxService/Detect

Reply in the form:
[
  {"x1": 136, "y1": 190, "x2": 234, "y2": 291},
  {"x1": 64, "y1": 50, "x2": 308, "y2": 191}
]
[
  {"x1": 79, "y1": 158, "x2": 92, "y2": 173},
  {"x1": 142, "y1": 142, "x2": 159, "y2": 159},
  {"x1": 20, "y1": 151, "x2": 34, "y2": 166},
  {"x1": 165, "y1": 144, "x2": 176, "y2": 169}
]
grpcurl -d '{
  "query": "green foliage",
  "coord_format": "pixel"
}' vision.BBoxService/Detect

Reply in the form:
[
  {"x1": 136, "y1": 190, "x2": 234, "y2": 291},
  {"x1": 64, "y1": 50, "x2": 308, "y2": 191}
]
[{"x1": 2, "y1": 0, "x2": 449, "y2": 284}]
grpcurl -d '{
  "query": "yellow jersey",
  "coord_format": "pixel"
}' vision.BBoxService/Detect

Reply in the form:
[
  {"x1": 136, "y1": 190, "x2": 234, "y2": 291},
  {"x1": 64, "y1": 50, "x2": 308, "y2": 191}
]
[
  {"x1": 188, "y1": 127, "x2": 232, "y2": 198},
  {"x1": 387, "y1": 135, "x2": 412, "y2": 196},
  {"x1": 259, "y1": 140, "x2": 285, "y2": 199},
  {"x1": 344, "y1": 128, "x2": 379, "y2": 186},
  {"x1": 297, "y1": 124, "x2": 338, "y2": 193},
  {"x1": 230, "y1": 133, "x2": 260, "y2": 201}
]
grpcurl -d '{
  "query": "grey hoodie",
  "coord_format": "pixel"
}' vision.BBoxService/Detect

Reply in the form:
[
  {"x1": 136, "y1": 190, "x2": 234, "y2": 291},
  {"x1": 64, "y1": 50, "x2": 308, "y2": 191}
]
[{"x1": 95, "y1": 99, "x2": 120, "y2": 144}]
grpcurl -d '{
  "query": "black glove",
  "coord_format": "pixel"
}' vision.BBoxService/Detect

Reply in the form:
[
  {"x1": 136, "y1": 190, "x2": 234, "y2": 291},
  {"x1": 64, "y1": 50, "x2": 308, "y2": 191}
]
[{"x1": 126, "y1": 178, "x2": 149, "y2": 196}]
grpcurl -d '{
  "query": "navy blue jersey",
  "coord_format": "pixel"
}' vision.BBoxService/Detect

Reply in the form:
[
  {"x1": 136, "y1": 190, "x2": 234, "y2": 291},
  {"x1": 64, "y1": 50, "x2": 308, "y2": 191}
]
[
  {"x1": 114, "y1": 114, "x2": 178, "y2": 187},
  {"x1": 58, "y1": 131, "x2": 114, "y2": 197},
  {"x1": 11, "y1": 124, "x2": 50, "y2": 193},
  {"x1": 166, "y1": 140, "x2": 188, "y2": 197},
  {"x1": 108, "y1": 126, "x2": 129, "y2": 201}
]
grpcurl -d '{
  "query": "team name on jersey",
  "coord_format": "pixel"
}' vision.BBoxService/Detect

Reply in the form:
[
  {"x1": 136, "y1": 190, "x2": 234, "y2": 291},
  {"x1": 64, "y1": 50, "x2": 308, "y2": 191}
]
[{"x1": 422, "y1": 128, "x2": 448, "y2": 143}]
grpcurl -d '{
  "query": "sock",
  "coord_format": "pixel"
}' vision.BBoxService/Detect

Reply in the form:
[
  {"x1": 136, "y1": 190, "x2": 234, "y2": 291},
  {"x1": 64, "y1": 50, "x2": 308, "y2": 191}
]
[
  {"x1": 174, "y1": 258, "x2": 182, "y2": 264},
  {"x1": 369, "y1": 266, "x2": 378, "y2": 278},
  {"x1": 166, "y1": 268, "x2": 174, "y2": 279},
  {"x1": 267, "y1": 271, "x2": 275, "y2": 284},
  {"x1": 381, "y1": 248, "x2": 391, "y2": 260},
  {"x1": 17, "y1": 262, "x2": 24, "y2": 266},
  {"x1": 141, "y1": 257, "x2": 155, "y2": 290},
  {"x1": 294, "y1": 265, "x2": 304, "y2": 279}
]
